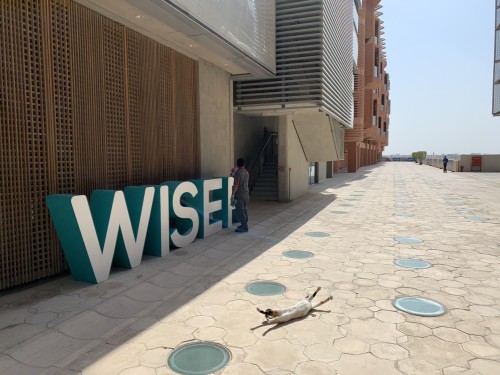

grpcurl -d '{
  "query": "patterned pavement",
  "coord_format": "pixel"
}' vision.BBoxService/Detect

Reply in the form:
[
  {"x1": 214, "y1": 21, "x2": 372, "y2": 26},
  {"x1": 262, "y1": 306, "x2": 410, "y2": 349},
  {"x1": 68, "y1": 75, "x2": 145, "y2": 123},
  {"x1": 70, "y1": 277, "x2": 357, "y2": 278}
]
[{"x1": 1, "y1": 162, "x2": 499, "y2": 374}]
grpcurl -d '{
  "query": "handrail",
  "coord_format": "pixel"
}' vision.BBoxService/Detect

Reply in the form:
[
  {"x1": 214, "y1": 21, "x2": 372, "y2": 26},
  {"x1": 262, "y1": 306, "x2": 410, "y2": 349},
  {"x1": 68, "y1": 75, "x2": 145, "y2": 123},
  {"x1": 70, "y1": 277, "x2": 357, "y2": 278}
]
[
  {"x1": 249, "y1": 131, "x2": 278, "y2": 174},
  {"x1": 248, "y1": 131, "x2": 278, "y2": 191}
]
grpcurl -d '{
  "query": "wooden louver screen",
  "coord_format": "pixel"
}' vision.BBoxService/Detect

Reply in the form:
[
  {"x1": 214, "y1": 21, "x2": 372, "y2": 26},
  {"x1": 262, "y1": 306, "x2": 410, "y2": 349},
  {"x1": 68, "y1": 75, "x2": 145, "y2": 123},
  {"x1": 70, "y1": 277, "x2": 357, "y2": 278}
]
[{"x1": 0, "y1": 0, "x2": 199, "y2": 290}]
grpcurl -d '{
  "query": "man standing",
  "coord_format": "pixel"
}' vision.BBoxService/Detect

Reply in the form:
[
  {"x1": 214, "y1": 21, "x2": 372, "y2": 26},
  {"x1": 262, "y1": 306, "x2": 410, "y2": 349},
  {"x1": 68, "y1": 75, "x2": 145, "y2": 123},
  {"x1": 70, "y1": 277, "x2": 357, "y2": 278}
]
[
  {"x1": 231, "y1": 158, "x2": 249, "y2": 232},
  {"x1": 443, "y1": 155, "x2": 449, "y2": 173}
]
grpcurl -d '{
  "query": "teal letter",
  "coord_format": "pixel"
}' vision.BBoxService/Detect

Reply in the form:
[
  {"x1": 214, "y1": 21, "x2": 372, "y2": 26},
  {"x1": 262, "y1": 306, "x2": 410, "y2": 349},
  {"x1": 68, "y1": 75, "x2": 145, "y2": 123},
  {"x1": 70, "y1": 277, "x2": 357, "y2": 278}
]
[
  {"x1": 46, "y1": 187, "x2": 154, "y2": 283},
  {"x1": 162, "y1": 181, "x2": 199, "y2": 248}
]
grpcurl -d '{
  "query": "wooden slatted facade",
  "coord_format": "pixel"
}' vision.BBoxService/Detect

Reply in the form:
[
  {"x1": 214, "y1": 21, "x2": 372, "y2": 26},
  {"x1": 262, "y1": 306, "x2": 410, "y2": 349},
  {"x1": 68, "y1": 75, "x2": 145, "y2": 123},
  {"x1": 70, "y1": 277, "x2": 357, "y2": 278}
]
[{"x1": 0, "y1": 0, "x2": 200, "y2": 290}]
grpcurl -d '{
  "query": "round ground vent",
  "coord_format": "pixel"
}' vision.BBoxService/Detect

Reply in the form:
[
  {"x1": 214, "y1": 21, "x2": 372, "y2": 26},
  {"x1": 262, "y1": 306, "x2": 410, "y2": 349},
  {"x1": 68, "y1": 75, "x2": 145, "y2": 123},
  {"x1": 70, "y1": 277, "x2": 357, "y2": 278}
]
[
  {"x1": 394, "y1": 237, "x2": 423, "y2": 244},
  {"x1": 167, "y1": 342, "x2": 231, "y2": 375},
  {"x1": 394, "y1": 259, "x2": 432, "y2": 269},
  {"x1": 282, "y1": 250, "x2": 314, "y2": 259},
  {"x1": 393, "y1": 296, "x2": 447, "y2": 317},
  {"x1": 245, "y1": 281, "x2": 286, "y2": 296},
  {"x1": 305, "y1": 231, "x2": 330, "y2": 238}
]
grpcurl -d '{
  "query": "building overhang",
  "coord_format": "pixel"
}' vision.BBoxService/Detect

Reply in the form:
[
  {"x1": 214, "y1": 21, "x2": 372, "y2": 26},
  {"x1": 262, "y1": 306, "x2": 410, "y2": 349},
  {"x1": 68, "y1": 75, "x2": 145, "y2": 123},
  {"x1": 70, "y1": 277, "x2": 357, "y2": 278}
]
[{"x1": 74, "y1": 0, "x2": 276, "y2": 78}]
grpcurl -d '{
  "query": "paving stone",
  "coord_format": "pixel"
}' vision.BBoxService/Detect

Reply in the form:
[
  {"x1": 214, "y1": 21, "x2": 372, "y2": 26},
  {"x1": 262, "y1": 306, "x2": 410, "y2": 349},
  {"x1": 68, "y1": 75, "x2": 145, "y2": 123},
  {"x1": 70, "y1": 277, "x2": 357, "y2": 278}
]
[
  {"x1": 4, "y1": 330, "x2": 94, "y2": 368},
  {"x1": 375, "y1": 311, "x2": 406, "y2": 324},
  {"x1": 224, "y1": 331, "x2": 257, "y2": 347},
  {"x1": 344, "y1": 318, "x2": 404, "y2": 343},
  {"x1": 371, "y1": 342, "x2": 409, "y2": 360},
  {"x1": 401, "y1": 336, "x2": 472, "y2": 368},
  {"x1": 286, "y1": 319, "x2": 342, "y2": 346},
  {"x1": 120, "y1": 367, "x2": 156, "y2": 375},
  {"x1": 333, "y1": 337, "x2": 370, "y2": 354},
  {"x1": 332, "y1": 353, "x2": 403, "y2": 374},
  {"x1": 244, "y1": 339, "x2": 307, "y2": 372},
  {"x1": 0, "y1": 354, "x2": 42, "y2": 375},
  {"x1": 455, "y1": 321, "x2": 491, "y2": 336},
  {"x1": 295, "y1": 361, "x2": 338, "y2": 375},
  {"x1": 345, "y1": 307, "x2": 373, "y2": 319},
  {"x1": 432, "y1": 327, "x2": 470, "y2": 343},
  {"x1": 469, "y1": 358, "x2": 500, "y2": 374},
  {"x1": 221, "y1": 363, "x2": 264, "y2": 375},
  {"x1": 194, "y1": 326, "x2": 226, "y2": 341},
  {"x1": 396, "y1": 359, "x2": 443, "y2": 375},
  {"x1": 462, "y1": 341, "x2": 500, "y2": 358},
  {"x1": 55, "y1": 310, "x2": 130, "y2": 339}
]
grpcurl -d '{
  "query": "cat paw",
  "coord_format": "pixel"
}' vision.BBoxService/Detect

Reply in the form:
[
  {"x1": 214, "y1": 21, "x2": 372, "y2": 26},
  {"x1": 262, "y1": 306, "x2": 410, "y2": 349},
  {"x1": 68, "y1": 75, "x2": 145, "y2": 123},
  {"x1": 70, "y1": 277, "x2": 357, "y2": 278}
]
[{"x1": 329, "y1": 295, "x2": 333, "y2": 300}]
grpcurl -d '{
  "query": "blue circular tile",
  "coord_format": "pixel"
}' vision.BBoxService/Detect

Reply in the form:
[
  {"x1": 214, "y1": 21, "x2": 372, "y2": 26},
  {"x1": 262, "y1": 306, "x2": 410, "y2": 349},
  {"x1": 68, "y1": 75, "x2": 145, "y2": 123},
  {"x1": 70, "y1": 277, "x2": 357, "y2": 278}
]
[
  {"x1": 245, "y1": 281, "x2": 287, "y2": 296},
  {"x1": 457, "y1": 208, "x2": 474, "y2": 213},
  {"x1": 395, "y1": 237, "x2": 423, "y2": 244},
  {"x1": 305, "y1": 231, "x2": 330, "y2": 238},
  {"x1": 282, "y1": 250, "x2": 314, "y2": 259},
  {"x1": 466, "y1": 216, "x2": 488, "y2": 221},
  {"x1": 167, "y1": 342, "x2": 231, "y2": 374},
  {"x1": 393, "y1": 296, "x2": 447, "y2": 317},
  {"x1": 395, "y1": 213, "x2": 415, "y2": 217},
  {"x1": 396, "y1": 205, "x2": 412, "y2": 209},
  {"x1": 394, "y1": 259, "x2": 432, "y2": 269}
]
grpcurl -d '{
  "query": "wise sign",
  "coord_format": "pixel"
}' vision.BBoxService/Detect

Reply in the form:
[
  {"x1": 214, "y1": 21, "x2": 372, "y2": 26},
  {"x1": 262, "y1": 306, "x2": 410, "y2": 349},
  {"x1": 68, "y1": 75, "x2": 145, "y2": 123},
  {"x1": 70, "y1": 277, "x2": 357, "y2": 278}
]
[{"x1": 46, "y1": 178, "x2": 234, "y2": 284}]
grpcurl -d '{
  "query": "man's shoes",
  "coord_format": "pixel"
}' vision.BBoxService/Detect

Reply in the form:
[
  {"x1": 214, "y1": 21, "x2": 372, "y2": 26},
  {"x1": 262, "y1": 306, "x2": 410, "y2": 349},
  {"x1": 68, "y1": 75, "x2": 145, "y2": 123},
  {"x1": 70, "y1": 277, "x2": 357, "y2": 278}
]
[{"x1": 235, "y1": 227, "x2": 248, "y2": 233}]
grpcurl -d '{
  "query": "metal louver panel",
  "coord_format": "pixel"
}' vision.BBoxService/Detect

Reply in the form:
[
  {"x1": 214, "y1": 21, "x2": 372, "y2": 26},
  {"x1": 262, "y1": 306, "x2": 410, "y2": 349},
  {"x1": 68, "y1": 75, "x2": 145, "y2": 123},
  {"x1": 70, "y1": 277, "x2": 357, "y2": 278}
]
[{"x1": 235, "y1": 0, "x2": 354, "y2": 128}]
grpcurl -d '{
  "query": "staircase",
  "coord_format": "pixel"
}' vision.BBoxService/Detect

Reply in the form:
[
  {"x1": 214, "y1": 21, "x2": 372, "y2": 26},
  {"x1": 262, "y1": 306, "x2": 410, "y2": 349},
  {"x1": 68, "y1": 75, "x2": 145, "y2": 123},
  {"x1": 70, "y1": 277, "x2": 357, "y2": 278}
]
[{"x1": 250, "y1": 155, "x2": 278, "y2": 200}]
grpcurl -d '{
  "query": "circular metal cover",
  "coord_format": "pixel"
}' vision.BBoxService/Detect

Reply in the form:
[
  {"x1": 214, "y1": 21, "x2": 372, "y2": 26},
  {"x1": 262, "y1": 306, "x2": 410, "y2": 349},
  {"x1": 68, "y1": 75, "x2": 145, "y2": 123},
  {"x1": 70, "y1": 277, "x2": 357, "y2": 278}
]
[
  {"x1": 465, "y1": 216, "x2": 488, "y2": 221},
  {"x1": 393, "y1": 296, "x2": 447, "y2": 317},
  {"x1": 245, "y1": 281, "x2": 287, "y2": 296},
  {"x1": 167, "y1": 342, "x2": 231, "y2": 375},
  {"x1": 394, "y1": 259, "x2": 432, "y2": 269},
  {"x1": 305, "y1": 231, "x2": 330, "y2": 238},
  {"x1": 282, "y1": 250, "x2": 314, "y2": 259},
  {"x1": 394, "y1": 237, "x2": 423, "y2": 244}
]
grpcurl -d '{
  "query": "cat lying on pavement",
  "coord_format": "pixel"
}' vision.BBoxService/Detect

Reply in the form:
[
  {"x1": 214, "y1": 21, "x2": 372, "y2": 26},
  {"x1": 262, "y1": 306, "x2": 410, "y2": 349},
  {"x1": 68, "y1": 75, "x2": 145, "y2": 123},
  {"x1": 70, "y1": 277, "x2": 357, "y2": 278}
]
[{"x1": 256, "y1": 287, "x2": 332, "y2": 324}]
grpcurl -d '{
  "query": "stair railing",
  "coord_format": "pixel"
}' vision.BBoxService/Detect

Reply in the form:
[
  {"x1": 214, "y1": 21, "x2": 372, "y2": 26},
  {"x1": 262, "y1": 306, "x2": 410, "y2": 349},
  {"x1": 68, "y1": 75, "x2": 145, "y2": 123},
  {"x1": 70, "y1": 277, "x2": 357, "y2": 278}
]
[{"x1": 248, "y1": 131, "x2": 278, "y2": 191}]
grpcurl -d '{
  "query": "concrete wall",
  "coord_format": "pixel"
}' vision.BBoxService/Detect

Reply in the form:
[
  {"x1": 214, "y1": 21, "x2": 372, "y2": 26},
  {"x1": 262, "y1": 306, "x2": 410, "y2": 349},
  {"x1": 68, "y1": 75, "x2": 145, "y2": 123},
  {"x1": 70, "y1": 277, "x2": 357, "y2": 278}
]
[
  {"x1": 482, "y1": 155, "x2": 500, "y2": 172},
  {"x1": 278, "y1": 116, "x2": 309, "y2": 202},
  {"x1": 198, "y1": 60, "x2": 233, "y2": 178},
  {"x1": 425, "y1": 155, "x2": 500, "y2": 172}
]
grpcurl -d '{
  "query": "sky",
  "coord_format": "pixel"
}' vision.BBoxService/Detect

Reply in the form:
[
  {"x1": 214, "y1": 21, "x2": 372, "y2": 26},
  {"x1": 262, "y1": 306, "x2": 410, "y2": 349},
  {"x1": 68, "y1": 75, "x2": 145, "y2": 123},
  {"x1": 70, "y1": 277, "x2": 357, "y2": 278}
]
[{"x1": 381, "y1": 0, "x2": 500, "y2": 156}]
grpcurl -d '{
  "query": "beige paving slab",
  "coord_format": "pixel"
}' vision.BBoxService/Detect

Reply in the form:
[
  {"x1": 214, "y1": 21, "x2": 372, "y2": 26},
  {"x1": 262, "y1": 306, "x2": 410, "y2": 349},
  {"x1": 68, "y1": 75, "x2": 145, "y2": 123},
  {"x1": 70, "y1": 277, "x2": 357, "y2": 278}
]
[{"x1": 1, "y1": 163, "x2": 500, "y2": 374}]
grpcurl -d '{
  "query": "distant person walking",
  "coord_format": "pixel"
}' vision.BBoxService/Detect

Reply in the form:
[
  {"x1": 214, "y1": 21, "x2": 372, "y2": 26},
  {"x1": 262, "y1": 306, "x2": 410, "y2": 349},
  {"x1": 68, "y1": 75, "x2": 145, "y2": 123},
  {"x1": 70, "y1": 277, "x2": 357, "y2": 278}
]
[
  {"x1": 231, "y1": 158, "x2": 250, "y2": 233},
  {"x1": 443, "y1": 156, "x2": 449, "y2": 173}
]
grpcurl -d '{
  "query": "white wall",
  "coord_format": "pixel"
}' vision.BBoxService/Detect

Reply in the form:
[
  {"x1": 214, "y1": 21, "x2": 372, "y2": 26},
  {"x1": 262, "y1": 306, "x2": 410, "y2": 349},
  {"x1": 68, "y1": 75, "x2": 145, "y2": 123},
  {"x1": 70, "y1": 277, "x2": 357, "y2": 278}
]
[
  {"x1": 198, "y1": 60, "x2": 232, "y2": 178},
  {"x1": 278, "y1": 116, "x2": 309, "y2": 202}
]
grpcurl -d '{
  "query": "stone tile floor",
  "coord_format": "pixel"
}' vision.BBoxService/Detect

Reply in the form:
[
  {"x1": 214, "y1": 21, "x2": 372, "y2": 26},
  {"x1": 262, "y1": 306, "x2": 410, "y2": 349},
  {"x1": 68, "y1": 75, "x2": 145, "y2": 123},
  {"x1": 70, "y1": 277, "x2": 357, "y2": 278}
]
[{"x1": 1, "y1": 162, "x2": 499, "y2": 374}]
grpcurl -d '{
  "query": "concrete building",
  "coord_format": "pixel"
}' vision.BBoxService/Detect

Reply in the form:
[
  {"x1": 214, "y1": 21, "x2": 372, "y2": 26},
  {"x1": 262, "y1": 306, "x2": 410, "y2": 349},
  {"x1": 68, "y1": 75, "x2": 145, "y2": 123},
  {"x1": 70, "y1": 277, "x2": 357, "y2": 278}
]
[
  {"x1": 0, "y1": 0, "x2": 362, "y2": 288},
  {"x1": 234, "y1": 0, "x2": 359, "y2": 201},
  {"x1": 494, "y1": 0, "x2": 500, "y2": 115},
  {"x1": 342, "y1": 0, "x2": 391, "y2": 172}
]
